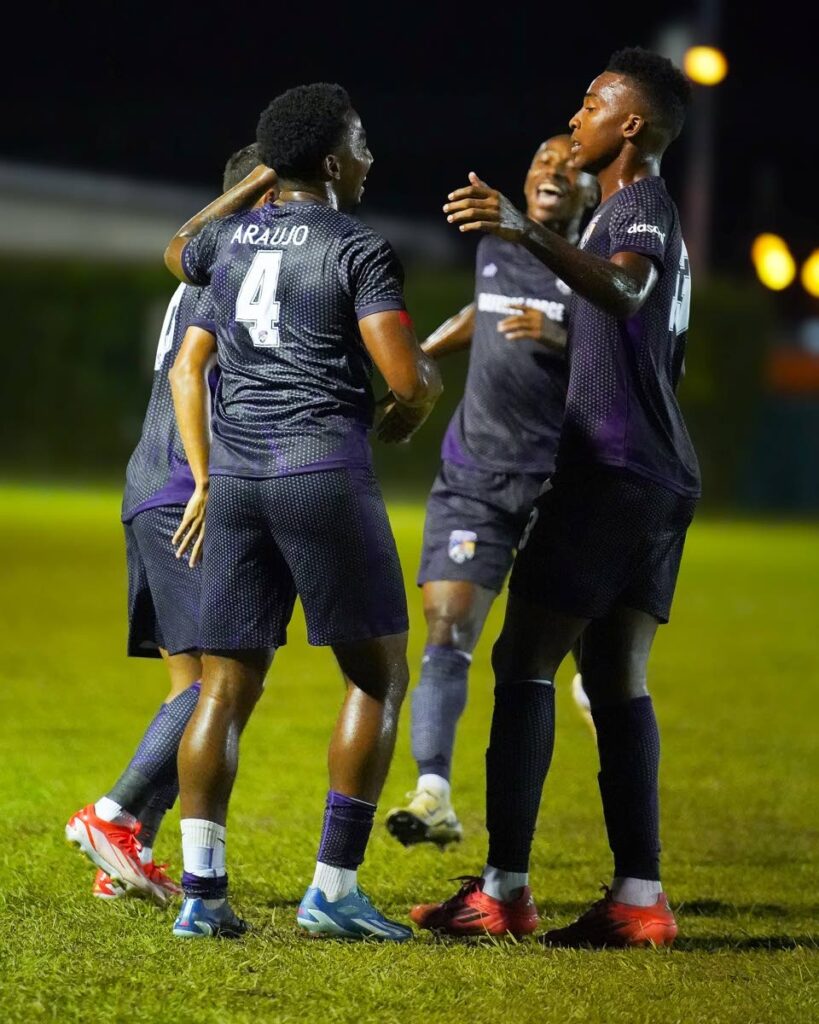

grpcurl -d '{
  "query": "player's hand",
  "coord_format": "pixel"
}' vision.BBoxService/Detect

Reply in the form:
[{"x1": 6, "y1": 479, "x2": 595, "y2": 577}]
[
  {"x1": 498, "y1": 304, "x2": 546, "y2": 342},
  {"x1": 375, "y1": 398, "x2": 428, "y2": 444},
  {"x1": 443, "y1": 172, "x2": 527, "y2": 242},
  {"x1": 172, "y1": 483, "x2": 208, "y2": 568}
]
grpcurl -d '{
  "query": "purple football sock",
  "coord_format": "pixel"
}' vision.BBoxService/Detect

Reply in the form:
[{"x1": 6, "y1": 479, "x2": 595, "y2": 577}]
[{"x1": 316, "y1": 791, "x2": 376, "y2": 869}]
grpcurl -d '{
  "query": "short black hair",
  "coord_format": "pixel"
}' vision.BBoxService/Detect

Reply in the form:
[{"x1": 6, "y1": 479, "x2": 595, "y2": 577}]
[
  {"x1": 222, "y1": 143, "x2": 261, "y2": 192},
  {"x1": 607, "y1": 47, "x2": 691, "y2": 142},
  {"x1": 256, "y1": 83, "x2": 352, "y2": 181}
]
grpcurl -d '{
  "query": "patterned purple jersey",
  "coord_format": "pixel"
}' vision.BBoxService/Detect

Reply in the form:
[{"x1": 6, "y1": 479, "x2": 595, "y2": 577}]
[
  {"x1": 558, "y1": 177, "x2": 700, "y2": 497},
  {"x1": 442, "y1": 235, "x2": 571, "y2": 475},
  {"x1": 181, "y1": 200, "x2": 406, "y2": 479},
  {"x1": 121, "y1": 284, "x2": 216, "y2": 523}
]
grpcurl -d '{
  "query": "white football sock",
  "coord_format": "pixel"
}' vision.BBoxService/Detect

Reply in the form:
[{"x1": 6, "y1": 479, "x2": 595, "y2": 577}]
[
  {"x1": 181, "y1": 818, "x2": 226, "y2": 878},
  {"x1": 312, "y1": 862, "x2": 357, "y2": 902},
  {"x1": 417, "y1": 773, "x2": 451, "y2": 802},
  {"x1": 95, "y1": 796, "x2": 136, "y2": 828},
  {"x1": 612, "y1": 876, "x2": 662, "y2": 907},
  {"x1": 482, "y1": 864, "x2": 528, "y2": 902},
  {"x1": 138, "y1": 845, "x2": 153, "y2": 866}
]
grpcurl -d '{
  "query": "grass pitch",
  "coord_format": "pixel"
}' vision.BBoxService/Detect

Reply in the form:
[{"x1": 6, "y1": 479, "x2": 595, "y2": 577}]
[{"x1": 0, "y1": 484, "x2": 817, "y2": 1023}]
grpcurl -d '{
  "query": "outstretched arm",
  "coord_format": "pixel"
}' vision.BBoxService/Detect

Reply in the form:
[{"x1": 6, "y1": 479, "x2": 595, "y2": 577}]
[
  {"x1": 421, "y1": 303, "x2": 475, "y2": 358},
  {"x1": 358, "y1": 310, "x2": 443, "y2": 444},
  {"x1": 168, "y1": 326, "x2": 217, "y2": 566},
  {"x1": 164, "y1": 165, "x2": 278, "y2": 283},
  {"x1": 444, "y1": 173, "x2": 657, "y2": 320}
]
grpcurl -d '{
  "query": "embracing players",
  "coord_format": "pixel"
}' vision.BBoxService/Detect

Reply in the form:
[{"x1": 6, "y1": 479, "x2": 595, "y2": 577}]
[
  {"x1": 385, "y1": 136, "x2": 597, "y2": 847},
  {"x1": 413, "y1": 48, "x2": 699, "y2": 947},
  {"x1": 64, "y1": 145, "x2": 262, "y2": 904},
  {"x1": 163, "y1": 84, "x2": 441, "y2": 940}
]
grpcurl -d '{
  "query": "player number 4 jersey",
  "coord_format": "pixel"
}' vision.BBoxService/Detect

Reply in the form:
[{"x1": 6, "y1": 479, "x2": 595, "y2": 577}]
[
  {"x1": 558, "y1": 176, "x2": 701, "y2": 498},
  {"x1": 181, "y1": 200, "x2": 406, "y2": 479}
]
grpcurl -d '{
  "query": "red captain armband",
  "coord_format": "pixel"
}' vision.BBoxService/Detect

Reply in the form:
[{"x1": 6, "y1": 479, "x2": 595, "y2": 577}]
[{"x1": 398, "y1": 310, "x2": 414, "y2": 330}]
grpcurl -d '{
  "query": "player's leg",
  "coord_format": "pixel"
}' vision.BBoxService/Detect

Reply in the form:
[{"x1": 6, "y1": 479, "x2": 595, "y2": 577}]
[
  {"x1": 387, "y1": 579, "x2": 494, "y2": 846},
  {"x1": 66, "y1": 508, "x2": 203, "y2": 903},
  {"x1": 297, "y1": 631, "x2": 411, "y2": 941},
  {"x1": 173, "y1": 475, "x2": 287, "y2": 938}
]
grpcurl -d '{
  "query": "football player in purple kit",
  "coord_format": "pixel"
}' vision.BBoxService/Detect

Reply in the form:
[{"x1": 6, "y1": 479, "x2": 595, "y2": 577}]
[
  {"x1": 412, "y1": 48, "x2": 698, "y2": 947},
  {"x1": 163, "y1": 84, "x2": 442, "y2": 940},
  {"x1": 385, "y1": 136, "x2": 597, "y2": 848},
  {"x1": 65, "y1": 145, "x2": 265, "y2": 905}
]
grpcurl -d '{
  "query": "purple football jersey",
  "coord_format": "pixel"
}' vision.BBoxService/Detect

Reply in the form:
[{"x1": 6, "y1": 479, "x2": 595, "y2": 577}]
[
  {"x1": 442, "y1": 235, "x2": 571, "y2": 475},
  {"x1": 181, "y1": 200, "x2": 406, "y2": 479},
  {"x1": 122, "y1": 284, "x2": 216, "y2": 523},
  {"x1": 557, "y1": 177, "x2": 700, "y2": 497}
]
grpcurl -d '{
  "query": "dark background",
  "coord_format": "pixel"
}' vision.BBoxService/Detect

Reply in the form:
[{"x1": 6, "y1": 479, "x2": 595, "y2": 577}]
[{"x1": 4, "y1": 1, "x2": 814, "y2": 271}]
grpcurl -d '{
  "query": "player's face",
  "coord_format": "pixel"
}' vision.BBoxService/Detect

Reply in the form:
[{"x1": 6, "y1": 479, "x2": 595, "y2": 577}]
[
  {"x1": 568, "y1": 72, "x2": 636, "y2": 174},
  {"x1": 523, "y1": 136, "x2": 584, "y2": 227},
  {"x1": 334, "y1": 110, "x2": 373, "y2": 212}
]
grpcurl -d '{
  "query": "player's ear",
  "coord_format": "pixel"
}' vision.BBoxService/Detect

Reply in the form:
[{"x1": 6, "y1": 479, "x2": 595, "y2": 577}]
[
  {"x1": 622, "y1": 113, "x2": 645, "y2": 140},
  {"x1": 324, "y1": 153, "x2": 342, "y2": 181}
]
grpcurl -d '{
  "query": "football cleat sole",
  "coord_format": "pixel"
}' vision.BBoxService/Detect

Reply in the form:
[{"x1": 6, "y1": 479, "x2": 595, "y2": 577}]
[{"x1": 385, "y1": 810, "x2": 463, "y2": 848}]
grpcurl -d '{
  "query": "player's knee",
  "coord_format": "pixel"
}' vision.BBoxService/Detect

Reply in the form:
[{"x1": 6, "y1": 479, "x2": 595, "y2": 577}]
[
  {"x1": 580, "y1": 656, "x2": 649, "y2": 706},
  {"x1": 424, "y1": 606, "x2": 479, "y2": 651}
]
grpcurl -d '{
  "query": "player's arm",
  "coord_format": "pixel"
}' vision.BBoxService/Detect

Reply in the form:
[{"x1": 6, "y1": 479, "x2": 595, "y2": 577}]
[
  {"x1": 358, "y1": 311, "x2": 443, "y2": 444},
  {"x1": 164, "y1": 165, "x2": 278, "y2": 283},
  {"x1": 421, "y1": 303, "x2": 475, "y2": 358},
  {"x1": 444, "y1": 173, "x2": 658, "y2": 319},
  {"x1": 497, "y1": 305, "x2": 567, "y2": 352},
  {"x1": 168, "y1": 326, "x2": 217, "y2": 567}
]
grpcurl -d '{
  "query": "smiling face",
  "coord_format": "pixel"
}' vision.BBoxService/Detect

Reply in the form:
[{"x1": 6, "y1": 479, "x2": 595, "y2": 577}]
[
  {"x1": 332, "y1": 109, "x2": 373, "y2": 212},
  {"x1": 524, "y1": 135, "x2": 590, "y2": 230},
  {"x1": 568, "y1": 72, "x2": 645, "y2": 175}
]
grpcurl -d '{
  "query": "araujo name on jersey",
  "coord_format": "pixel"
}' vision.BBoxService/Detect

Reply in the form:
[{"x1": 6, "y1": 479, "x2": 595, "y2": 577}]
[
  {"x1": 230, "y1": 224, "x2": 310, "y2": 247},
  {"x1": 478, "y1": 292, "x2": 566, "y2": 323}
]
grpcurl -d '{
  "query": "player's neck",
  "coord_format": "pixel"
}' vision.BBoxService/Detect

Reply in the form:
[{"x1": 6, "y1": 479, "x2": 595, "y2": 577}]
[
  {"x1": 597, "y1": 150, "x2": 662, "y2": 204},
  {"x1": 276, "y1": 183, "x2": 338, "y2": 209}
]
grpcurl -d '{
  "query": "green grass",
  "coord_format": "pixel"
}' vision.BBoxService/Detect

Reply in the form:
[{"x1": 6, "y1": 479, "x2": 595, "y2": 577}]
[{"x1": 0, "y1": 484, "x2": 817, "y2": 1023}]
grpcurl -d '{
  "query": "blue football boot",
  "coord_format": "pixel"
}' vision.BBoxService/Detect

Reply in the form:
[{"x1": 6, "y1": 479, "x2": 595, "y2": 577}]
[
  {"x1": 297, "y1": 886, "x2": 413, "y2": 941},
  {"x1": 172, "y1": 897, "x2": 249, "y2": 939}
]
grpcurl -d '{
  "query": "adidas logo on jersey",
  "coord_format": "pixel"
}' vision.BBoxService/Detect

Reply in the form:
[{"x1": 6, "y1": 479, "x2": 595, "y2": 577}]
[
  {"x1": 627, "y1": 223, "x2": 666, "y2": 244},
  {"x1": 482, "y1": 263, "x2": 498, "y2": 277}
]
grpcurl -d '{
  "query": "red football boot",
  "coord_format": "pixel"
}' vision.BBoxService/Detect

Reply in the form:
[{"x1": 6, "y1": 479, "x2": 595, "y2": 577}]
[
  {"x1": 411, "y1": 876, "x2": 539, "y2": 938},
  {"x1": 539, "y1": 887, "x2": 678, "y2": 948}
]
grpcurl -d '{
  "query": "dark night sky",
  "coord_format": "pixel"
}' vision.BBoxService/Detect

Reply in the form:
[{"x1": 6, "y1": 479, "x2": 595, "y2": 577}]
[{"x1": 4, "y1": 1, "x2": 815, "y2": 271}]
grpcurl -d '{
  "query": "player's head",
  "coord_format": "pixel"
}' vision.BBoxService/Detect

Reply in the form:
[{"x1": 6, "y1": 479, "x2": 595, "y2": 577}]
[
  {"x1": 523, "y1": 135, "x2": 599, "y2": 232},
  {"x1": 569, "y1": 47, "x2": 691, "y2": 173},
  {"x1": 256, "y1": 83, "x2": 372, "y2": 212},
  {"x1": 223, "y1": 143, "x2": 261, "y2": 192}
]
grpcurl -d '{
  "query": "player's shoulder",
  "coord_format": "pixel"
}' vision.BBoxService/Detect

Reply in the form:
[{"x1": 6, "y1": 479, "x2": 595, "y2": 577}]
[
  {"x1": 329, "y1": 209, "x2": 391, "y2": 251},
  {"x1": 614, "y1": 176, "x2": 675, "y2": 217}
]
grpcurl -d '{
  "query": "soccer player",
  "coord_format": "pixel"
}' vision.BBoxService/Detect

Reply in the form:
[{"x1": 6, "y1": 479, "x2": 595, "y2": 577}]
[
  {"x1": 163, "y1": 83, "x2": 442, "y2": 940},
  {"x1": 413, "y1": 48, "x2": 699, "y2": 947},
  {"x1": 64, "y1": 144, "x2": 264, "y2": 904},
  {"x1": 385, "y1": 136, "x2": 597, "y2": 848}
]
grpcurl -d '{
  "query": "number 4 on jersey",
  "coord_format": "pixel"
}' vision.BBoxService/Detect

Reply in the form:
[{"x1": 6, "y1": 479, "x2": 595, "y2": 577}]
[{"x1": 236, "y1": 250, "x2": 284, "y2": 348}]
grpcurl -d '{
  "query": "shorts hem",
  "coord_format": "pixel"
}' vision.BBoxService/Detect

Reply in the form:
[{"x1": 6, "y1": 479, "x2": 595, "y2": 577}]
[{"x1": 417, "y1": 566, "x2": 505, "y2": 593}]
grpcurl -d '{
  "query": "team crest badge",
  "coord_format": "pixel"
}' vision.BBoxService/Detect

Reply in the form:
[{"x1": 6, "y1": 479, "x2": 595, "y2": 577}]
[{"x1": 448, "y1": 530, "x2": 477, "y2": 564}]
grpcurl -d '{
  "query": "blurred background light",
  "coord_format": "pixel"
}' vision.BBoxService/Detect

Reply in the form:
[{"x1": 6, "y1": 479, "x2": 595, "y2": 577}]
[
  {"x1": 684, "y1": 45, "x2": 729, "y2": 85},
  {"x1": 800, "y1": 250, "x2": 819, "y2": 298},
  {"x1": 752, "y1": 233, "x2": 796, "y2": 291}
]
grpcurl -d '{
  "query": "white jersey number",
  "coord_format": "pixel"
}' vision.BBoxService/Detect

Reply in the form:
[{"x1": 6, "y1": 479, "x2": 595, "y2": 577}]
[
  {"x1": 669, "y1": 242, "x2": 692, "y2": 336},
  {"x1": 235, "y1": 250, "x2": 283, "y2": 348},
  {"x1": 154, "y1": 282, "x2": 186, "y2": 371}
]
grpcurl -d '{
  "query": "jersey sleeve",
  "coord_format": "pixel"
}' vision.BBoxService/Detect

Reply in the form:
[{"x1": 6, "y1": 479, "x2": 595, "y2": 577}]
[
  {"x1": 340, "y1": 229, "x2": 406, "y2": 321},
  {"x1": 186, "y1": 286, "x2": 216, "y2": 335},
  {"x1": 607, "y1": 186, "x2": 673, "y2": 268},
  {"x1": 181, "y1": 220, "x2": 223, "y2": 287}
]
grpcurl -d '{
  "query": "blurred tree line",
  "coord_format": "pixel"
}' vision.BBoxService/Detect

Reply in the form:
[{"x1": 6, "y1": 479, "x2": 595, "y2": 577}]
[{"x1": 0, "y1": 259, "x2": 778, "y2": 509}]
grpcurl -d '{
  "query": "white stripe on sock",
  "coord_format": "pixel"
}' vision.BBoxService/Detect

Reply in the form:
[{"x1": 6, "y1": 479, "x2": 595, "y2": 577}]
[{"x1": 181, "y1": 818, "x2": 226, "y2": 878}]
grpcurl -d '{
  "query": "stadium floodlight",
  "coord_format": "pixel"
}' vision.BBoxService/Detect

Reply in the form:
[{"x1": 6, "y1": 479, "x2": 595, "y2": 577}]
[
  {"x1": 752, "y1": 233, "x2": 796, "y2": 291},
  {"x1": 800, "y1": 250, "x2": 819, "y2": 298},
  {"x1": 684, "y1": 45, "x2": 729, "y2": 85}
]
